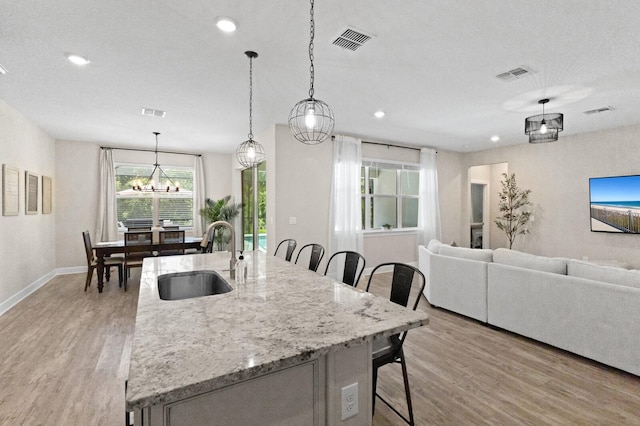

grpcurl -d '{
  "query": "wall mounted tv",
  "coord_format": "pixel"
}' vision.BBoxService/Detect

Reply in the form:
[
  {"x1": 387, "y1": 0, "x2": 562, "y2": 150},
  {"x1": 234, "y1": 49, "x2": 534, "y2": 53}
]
[{"x1": 590, "y1": 174, "x2": 640, "y2": 233}]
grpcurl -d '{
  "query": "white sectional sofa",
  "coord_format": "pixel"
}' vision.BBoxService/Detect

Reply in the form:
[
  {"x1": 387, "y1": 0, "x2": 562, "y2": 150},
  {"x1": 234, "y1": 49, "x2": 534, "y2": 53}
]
[{"x1": 418, "y1": 241, "x2": 640, "y2": 376}]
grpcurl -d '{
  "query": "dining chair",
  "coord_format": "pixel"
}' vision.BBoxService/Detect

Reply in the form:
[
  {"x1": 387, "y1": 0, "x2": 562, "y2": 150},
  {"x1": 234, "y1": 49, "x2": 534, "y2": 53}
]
[
  {"x1": 323, "y1": 251, "x2": 366, "y2": 287},
  {"x1": 82, "y1": 230, "x2": 123, "y2": 291},
  {"x1": 294, "y1": 243, "x2": 325, "y2": 272},
  {"x1": 274, "y1": 238, "x2": 297, "y2": 262},
  {"x1": 123, "y1": 231, "x2": 154, "y2": 291},
  {"x1": 365, "y1": 262, "x2": 426, "y2": 425},
  {"x1": 157, "y1": 230, "x2": 185, "y2": 256}
]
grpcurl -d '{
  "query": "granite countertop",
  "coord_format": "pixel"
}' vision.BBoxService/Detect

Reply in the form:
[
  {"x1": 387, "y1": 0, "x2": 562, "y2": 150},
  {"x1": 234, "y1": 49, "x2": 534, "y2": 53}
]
[{"x1": 125, "y1": 251, "x2": 428, "y2": 410}]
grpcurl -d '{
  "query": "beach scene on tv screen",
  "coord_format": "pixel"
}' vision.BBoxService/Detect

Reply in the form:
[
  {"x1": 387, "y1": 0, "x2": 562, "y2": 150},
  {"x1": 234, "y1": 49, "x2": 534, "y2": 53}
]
[{"x1": 590, "y1": 175, "x2": 640, "y2": 233}]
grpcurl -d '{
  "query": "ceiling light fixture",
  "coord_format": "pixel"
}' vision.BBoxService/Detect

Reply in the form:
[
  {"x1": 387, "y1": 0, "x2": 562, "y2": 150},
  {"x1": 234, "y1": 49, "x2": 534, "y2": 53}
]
[
  {"x1": 525, "y1": 98, "x2": 563, "y2": 143},
  {"x1": 66, "y1": 53, "x2": 90, "y2": 66},
  {"x1": 374, "y1": 111, "x2": 385, "y2": 119},
  {"x1": 491, "y1": 136, "x2": 500, "y2": 142},
  {"x1": 288, "y1": 0, "x2": 335, "y2": 145},
  {"x1": 215, "y1": 17, "x2": 237, "y2": 33},
  {"x1": 132, "y1": 132, "x2": 180, "y2": 192},
  {"x1": 0, "y1": 64, "x2": 7, "y2": 75},
  {"x1": 236, "y1": 51, "x2": 266, "y2": 168}
]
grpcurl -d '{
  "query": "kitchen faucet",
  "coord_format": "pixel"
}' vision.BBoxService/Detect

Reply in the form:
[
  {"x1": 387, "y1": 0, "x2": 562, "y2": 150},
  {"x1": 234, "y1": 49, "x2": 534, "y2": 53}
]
[{"x1": 202, "y1": 220, "x2": 237, "y2": 279}]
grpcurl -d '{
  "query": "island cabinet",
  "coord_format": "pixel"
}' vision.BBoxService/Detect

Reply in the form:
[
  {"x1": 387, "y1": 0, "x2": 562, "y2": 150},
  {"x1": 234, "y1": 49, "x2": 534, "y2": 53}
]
[{"x1": 126, "y1": 252, "x2": 427, "y2": 425}]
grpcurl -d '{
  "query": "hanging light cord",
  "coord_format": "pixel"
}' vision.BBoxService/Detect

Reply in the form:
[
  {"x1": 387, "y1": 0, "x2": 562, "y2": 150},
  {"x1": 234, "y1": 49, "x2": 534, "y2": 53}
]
[
  {"x1": 308, "y1": 0, "x2": 315, "y2": 99},
  {"x1": 248, "y1": 55, "x2": 254, "y2": 140},
  {"x1": 154, "y1": 133, "x2": 160, "y2": 165}
]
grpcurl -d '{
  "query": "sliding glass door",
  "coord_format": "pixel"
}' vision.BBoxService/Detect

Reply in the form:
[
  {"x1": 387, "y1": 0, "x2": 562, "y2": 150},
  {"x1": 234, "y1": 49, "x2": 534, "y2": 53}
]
[{"x1": 241, "y1": 162, "x2": 266, "y2": 251}]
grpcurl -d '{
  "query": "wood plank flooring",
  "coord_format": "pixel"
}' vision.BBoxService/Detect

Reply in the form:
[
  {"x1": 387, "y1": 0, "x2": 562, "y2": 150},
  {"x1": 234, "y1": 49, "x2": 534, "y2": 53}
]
[{"x1": 0, "y1": 271, "x2": 638, "y2": 425}]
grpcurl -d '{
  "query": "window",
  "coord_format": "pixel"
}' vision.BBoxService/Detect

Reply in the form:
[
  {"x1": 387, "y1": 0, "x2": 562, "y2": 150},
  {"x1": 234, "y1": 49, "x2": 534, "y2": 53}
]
[
  {"x1": 361, "y1": 160, "x2": 419, "y2": 230},
  {"x1": 115, "y1": 163, "x2": 194, "y2": 229}
]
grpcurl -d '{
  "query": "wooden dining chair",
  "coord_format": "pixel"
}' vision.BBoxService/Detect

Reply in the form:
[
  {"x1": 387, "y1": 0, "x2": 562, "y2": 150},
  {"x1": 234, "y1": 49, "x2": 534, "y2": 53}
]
[
  {"x1": 157, "y1": 230, "x2": 185, "y2": 256},
  {"x1": 82, "y1": 230, "x2": 123, "y2": 291},
  {"x1": 123, "y1": 231, "x2": 154, "y2": 291},
  {"x1": 365, "y1": 262, "x2": 425, "y2": 425}
]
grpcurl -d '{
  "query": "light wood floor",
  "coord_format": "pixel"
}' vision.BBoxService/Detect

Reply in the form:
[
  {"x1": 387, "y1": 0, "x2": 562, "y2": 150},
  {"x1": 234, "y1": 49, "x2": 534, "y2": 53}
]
[{"x1": 1, "y1": 272, "x2": 639, "y2": 425}]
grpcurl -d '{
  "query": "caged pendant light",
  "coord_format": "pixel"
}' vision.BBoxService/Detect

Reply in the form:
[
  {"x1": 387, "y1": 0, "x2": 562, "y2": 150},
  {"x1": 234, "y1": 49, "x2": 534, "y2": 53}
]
[
  {"x1": 288, "y1": 0, "x2": 335, "y2": 145},
  {"x1": 236, "y1": 51, "x2": 266, "y2": 168},
  {"x1": 525, "y1": 98, "x2": 564, "y2": 143}
]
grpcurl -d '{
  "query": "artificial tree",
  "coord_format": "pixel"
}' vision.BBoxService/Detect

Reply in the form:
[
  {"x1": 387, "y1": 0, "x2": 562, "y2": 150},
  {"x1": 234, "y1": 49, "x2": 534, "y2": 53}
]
[{"x1": 495, "y1": 173, "x2": 532, "y2": 249}]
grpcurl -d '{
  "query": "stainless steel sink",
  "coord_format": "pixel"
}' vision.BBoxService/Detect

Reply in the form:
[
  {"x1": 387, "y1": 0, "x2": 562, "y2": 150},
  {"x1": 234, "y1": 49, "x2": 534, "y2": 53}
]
[{"x1": 157, "y1": 270, "x2": 233, "y2": 301}]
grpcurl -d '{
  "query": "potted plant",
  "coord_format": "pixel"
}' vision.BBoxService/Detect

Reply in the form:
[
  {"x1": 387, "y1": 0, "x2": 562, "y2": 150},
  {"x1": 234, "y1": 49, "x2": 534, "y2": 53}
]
[
  {"x1": 495, "y1": 173, "x2": 532, "y2": 249},
  {"x1": 199, "y1": 195, "x2": 242, "y2": 251}
]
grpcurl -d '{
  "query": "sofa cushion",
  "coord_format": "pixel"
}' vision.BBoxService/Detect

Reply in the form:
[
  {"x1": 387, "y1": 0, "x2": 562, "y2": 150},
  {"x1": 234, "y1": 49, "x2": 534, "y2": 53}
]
[
  {"x1": 493, "y1": 248, "x2": 567, "y2": 274},
  {"x1": 439, "y1": 245, "x2": 493, "y2": 262},
  {"x1": 427, "y1": 239, "x2": 444, "y2": 254},
  {"x1": 567, "y1": 260, "x2": 640, "y2": 289}
]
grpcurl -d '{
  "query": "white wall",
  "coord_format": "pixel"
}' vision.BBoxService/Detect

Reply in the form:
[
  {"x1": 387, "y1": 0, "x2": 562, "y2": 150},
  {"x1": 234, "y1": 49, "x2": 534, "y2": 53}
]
[
  {"x1": 460, "y1": 124, "x2": 640, "y2": 268},
  {"x1": 0, "y1": 99, "x2": 56, "y2": 309},
  {"x1": 54, "y1": 141, "x2": 232, "y2": 269}
]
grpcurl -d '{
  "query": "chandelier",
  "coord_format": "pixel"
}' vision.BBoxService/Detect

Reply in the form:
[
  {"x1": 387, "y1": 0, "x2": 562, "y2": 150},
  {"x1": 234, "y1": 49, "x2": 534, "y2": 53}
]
[
  {"x1": 288, "y1": 0, "x2": 335, "y2": 145},
  {"x1": 236, "y1": 51, "x2": 266, "y2": 168},
  {"x1": 132, "y1": 132, "x2": 180, "y2": 192},
  {"x1": 525, "y1": 98, "x2": 564, "y2": 143}
]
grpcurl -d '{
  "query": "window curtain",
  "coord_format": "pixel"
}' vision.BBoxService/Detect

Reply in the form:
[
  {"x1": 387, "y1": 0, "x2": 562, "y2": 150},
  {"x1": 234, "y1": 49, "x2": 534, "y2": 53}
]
[
  {"x1": 96, "y1": 148, "x2": 119, "y2": 242},
  {"x1": 328, "y1": 135, "x2": 363, "y2": 279},
  {"x1": 417, "y1": 148, "x2": 441, "y2": 246},
  {"x1": 192, "y1": 155, "x2": 206, "y2": 236}
]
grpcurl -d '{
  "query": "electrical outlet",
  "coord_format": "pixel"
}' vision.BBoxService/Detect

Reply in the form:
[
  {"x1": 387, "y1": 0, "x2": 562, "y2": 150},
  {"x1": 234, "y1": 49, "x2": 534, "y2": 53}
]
[{"x1": 341, "y1": 382, "x2": 359, "y2": 420}]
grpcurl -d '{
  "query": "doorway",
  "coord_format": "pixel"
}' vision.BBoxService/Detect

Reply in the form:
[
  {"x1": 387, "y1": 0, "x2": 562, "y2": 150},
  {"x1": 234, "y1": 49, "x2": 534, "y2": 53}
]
[
  {"x1": 241, "y1": 162, "x2": 267, "y2": 251},
  {"x1": 468, "y1": 162, "x2": 508, "y2": 249}
]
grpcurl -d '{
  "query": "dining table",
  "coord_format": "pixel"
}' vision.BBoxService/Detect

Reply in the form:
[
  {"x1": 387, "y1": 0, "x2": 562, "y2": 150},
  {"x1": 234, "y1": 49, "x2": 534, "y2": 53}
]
[{"x1": 93, "y1": 236, "x2": 203, "y2": 293}]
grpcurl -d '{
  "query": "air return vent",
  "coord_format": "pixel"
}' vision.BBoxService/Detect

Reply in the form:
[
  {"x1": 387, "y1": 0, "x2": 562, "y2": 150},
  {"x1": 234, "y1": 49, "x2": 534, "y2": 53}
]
[
  {"x1": 141, "y1": 107, "x2": 166, "y2": 118},
  {"x1": 495, "y1": 66, "x2": 534, "y2": 82},
  {"x1": 583, "y1": 106, "x2": 614, "y2": 115},
  {"x1": 332, "y1": 27, "x2": 374, "y2": 51}
]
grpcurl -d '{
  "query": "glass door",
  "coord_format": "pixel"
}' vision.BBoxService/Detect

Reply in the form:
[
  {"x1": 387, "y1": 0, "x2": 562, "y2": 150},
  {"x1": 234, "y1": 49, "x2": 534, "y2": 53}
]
[{"x1": 241, "y1": 162, "x2": 267, "y2": 251}]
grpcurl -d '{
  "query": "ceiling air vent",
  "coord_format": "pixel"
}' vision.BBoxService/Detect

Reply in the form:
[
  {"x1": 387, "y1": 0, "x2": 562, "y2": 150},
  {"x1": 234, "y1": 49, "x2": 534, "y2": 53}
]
[
  {"x1": 332, "y1": 27, "x2": 374, "y2": 51},
  {"x1": 141, "y1": 107, "x2": 166, "y2": 118},
  {"x1": 495, "y1": 66, "x2": 534, "y2": 82},
  {"x1": 583, "y1": 106, "x2": 614, "y2": 115}
]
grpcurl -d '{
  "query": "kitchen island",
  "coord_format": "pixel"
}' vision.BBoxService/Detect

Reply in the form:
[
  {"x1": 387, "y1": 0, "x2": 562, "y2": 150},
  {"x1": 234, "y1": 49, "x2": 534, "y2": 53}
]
[{"x1": 126, "y1": 251, "x2": 428, "y2": 425}]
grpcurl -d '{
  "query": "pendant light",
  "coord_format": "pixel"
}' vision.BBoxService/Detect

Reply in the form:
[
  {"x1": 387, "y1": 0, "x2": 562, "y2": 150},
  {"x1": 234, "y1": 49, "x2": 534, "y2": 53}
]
[
  {"x1": 132, "y1": 132, "x2": 180, "y2": 192},
  {"x1": 525, "y1": 98, "x2": 564, "y2": 143},
  {"x1": 236, "y1": 51, "x2": 266, "y2": 168},
  {"x1": 288, "y1": 0, "x2": 335, "y2": 145}
]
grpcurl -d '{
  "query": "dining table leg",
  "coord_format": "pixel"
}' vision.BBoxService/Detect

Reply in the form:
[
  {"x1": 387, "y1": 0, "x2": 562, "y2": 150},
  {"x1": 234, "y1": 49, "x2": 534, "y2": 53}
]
[{"x1": 96, "y1": 255, "x2": 105, "y2": 293}]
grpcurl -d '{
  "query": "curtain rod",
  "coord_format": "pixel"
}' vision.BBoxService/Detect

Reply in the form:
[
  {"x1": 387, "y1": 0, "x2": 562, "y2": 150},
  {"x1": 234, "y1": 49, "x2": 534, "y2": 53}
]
[
  {"x1": 331, "y1": 136, "x2": 432, "y2": 153},
  {"x1": 101, "y1": 146, "x2": 202, "y2": 157}
]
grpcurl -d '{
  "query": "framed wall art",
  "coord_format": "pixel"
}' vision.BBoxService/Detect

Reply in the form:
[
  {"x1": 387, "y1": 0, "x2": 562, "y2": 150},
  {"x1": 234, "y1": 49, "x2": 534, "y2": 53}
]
[
  {"x1": 26, "y1": 171, "x2": 38, "y2": 215},
  {"x1": 2, "y1": 164, "x2": 20, "y2": 216},
  {"x1": 42, "y1": 175, "x2": 52, "y2": 214}
]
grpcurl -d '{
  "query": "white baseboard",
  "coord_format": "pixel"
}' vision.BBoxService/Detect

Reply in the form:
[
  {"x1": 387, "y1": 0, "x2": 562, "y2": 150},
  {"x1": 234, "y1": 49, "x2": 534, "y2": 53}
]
[{"x1": 0, "y1": 266, "x2": 87, "y2": 317}]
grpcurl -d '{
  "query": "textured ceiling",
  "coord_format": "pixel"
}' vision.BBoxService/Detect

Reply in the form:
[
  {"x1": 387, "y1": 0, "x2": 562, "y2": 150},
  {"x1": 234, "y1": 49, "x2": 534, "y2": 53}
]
[{"x1": 2, "y1": 0, "x2": 640, "y2": 153}]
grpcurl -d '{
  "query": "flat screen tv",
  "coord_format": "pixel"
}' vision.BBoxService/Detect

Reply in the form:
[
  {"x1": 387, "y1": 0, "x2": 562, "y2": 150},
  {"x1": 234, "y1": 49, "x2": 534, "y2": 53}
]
[{"x1": 589, "y1": 174, "x2": 640, "y2": 233}]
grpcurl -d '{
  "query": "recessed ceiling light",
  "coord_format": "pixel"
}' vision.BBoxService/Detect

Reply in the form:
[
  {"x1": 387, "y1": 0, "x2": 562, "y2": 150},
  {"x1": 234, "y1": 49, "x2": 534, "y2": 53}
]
[
  {"x1": 215, "y1": 16, "x2": 237, "y2": 33},
  {"x1": 491, "y1": 136, "x2": 500, "y2": 142},
  {"x1": 374, "y1": 111, "x2": 385, "y2": 119},
  {"x1": 0, "y1": 63, "x2": 7, "y2": 75},
  {"x1": 66, "y1": 53, "x2": 90, "y2": 66}
]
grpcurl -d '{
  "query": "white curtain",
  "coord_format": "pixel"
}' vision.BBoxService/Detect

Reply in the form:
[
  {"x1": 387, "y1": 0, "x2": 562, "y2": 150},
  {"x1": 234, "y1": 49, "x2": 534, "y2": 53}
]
[
  {"x1": 96, "y1": 149, "x2": 119, "y2": 242},
  {"x1": 417, "y1": 148, "x2": 441, "y2": 246},
  {"x1": 328, "y1": 135, "x2": 363, "y2": 278},
  {"x1": 193, "y1": 155, "x2": 206, "y2": 236}
]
